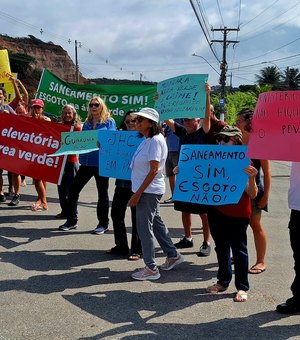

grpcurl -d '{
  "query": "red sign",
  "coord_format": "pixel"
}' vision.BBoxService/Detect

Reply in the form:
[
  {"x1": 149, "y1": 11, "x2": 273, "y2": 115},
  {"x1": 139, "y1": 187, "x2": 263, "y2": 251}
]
[
  {"x1": 0, "y1": 114, "x2": 70, "y2": 183},
  {"x1": 247, "y1": 91, "x2": 300, "y2": 161}
]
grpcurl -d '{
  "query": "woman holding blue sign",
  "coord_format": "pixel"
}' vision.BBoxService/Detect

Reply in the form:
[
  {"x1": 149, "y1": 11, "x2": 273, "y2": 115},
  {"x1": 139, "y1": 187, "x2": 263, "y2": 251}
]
[
  {"x1": 128, "y1": 108, "x2": 184, "y2": 280},
  {"x1": 107, "y1": 111, "x2": 142, "y2": 260},
  {"x1": 206, "y1": 125, "x2": 258, "y2": 302},
  {"x1": 59, "y1": 96, "x2": 116, "y2": 233}
]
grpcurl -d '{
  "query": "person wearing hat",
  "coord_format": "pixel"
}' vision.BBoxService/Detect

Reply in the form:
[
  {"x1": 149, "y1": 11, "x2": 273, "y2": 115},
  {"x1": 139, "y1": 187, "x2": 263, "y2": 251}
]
[
  {"x1": 30, "y1": 99, "x2": 51, "y2": 211},
  {"x1": 30, "y1": 99, "x2": 51, "y2": 121},
  {"x1": 128, "y1": 108, "x2": 184, "y2": 280},
  {"x1": 164, "y1": 82, "x2": 212, "y2": 257},
  {"x1": 206, "y1": 125, "x2": 258, "y2": 302},
  {"x1": 236, "y1": 109, "x2": 271, "y2": 275}
]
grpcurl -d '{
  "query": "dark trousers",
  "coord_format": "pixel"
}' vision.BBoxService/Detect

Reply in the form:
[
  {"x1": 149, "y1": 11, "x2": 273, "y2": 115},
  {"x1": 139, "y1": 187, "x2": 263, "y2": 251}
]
[
  {"x1": 57, "y1": 162, "x2": 77, "y2": 215},
  {"x1": 66, "y1": 165, "x2": 109, "y2": 227},
  {"x1": 111, "y1": 186, "x2": 141, "y2": 254},
  {"x1": 289, "y1": 209, "x2": 300, "y2": 301},
  {"x1": 208, "y1": 208, "x2": 250, "y2": 291}
]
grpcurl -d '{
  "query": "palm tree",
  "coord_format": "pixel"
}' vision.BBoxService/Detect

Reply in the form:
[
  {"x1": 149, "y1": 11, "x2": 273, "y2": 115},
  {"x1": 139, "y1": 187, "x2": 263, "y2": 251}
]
[
  {"x1": 283, "y1": 67, "x2": 300, "y2": 89},
  {"x1": 255, "y1": 66, "x2": 282, "y2": 89}
]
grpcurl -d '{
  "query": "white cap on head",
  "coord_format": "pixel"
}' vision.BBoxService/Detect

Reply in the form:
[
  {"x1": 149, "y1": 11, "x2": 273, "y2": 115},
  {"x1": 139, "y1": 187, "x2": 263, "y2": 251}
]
[{"x1": 136, "y1": 108, "x2": 159, "y2": 123}]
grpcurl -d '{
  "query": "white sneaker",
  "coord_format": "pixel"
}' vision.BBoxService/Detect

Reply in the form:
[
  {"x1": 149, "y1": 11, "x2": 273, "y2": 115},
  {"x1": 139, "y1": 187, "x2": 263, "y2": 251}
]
[
  {"x1": 160, "y1": 253, "x2": 184, "y2": 271},
  {"x1": 92, "y1": 225, "x2": 108, "y2": 235},
  {"x1": 131, "y1": 266, "x2": 160, "y2": 281}
]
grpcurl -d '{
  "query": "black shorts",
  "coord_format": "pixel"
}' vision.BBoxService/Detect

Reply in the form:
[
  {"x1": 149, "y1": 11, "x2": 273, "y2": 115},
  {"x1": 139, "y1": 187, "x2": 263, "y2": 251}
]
[
  {"x1": 165, "y1": 151, "x2": 179, "y2": 177},
  {"x1": 174, "y1": 200, "x2": 208, "y2": 214}
]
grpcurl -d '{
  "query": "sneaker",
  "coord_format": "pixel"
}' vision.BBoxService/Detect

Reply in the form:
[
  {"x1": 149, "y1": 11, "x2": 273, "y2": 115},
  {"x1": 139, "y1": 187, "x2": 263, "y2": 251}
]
[
  {"x1": 174, "y1": 237, "x2": 193, "y2": 249},
  {"x1": 160, "y1": 253, "x2": 184, "y2": 271},
  {"x1": 8, "y1": 194, "x2": 20, "y2": 206},
  {"x1": 163, "y1": 197, "x2": 174, "y2": 204},
  {"x1": 0, "y1": 194, "x2": 7, "y2": 203},
  {"x1": 131, "y1": 266, "x2": 160, "y2": 281},
  {"x1": 58, "y1": 222, "x2": 78, "y2": 231},
  {"x1": 197, "y1": 242, "x2": 211, "y2": 257},
  {"x1": 92, "y1": 225, "x2": 108, "y2": 235}
]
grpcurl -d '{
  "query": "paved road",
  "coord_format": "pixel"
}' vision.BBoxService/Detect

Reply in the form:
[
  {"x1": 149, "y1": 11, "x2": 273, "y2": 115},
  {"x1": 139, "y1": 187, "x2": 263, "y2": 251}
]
[{"x1": 0, "y1": 161, "x2": 299, "y2": 339}]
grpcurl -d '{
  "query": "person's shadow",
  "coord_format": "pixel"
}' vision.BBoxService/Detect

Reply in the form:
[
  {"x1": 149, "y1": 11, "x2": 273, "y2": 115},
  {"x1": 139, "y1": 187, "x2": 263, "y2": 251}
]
[{"x1": 61, "y1": 290, "x2": 299, "y2": 339}]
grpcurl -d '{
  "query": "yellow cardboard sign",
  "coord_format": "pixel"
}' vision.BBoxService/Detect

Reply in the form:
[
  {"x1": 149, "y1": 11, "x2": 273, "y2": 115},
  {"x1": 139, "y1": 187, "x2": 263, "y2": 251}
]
[
  {"x1": 0, "y1": 73, "x2": 17, "y2": 104},
  {"x1": 0, "y1": 49, "x2": 11, "y2": 82},
  {"x1": 0, "y1": 49, "x2": 14, "y2": 104}
]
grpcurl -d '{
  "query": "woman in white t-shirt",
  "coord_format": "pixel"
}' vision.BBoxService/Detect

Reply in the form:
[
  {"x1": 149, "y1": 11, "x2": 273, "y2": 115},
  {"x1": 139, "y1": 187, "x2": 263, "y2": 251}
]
[{"x1": 128, "y1": 108, "x2": 184, "y2": 281}]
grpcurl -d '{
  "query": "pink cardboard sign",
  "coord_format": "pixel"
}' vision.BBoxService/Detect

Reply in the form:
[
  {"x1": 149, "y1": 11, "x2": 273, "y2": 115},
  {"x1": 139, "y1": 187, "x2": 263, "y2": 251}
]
[{"x1": 247, "y1": 91, "x2": 300, "y2": 161}]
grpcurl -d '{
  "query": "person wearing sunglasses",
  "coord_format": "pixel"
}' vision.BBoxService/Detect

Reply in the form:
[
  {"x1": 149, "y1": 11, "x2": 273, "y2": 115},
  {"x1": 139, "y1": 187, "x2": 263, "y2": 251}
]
[
  {"x1": 164, "y1": 82, "x2": 212, "y2": 257},
  {"x1": 59, "y1": 96, "x2": 116, "y2": 233},
  {"x1": 128, "y1": 108, "x2": 184, "y2": 280},
  {"x1": 236, "y1": 109, "x2": 271, "y2": 275},
  {"x1": 206, "y1": 125, "x2": 258, "y2": 302},
  {"x1": 107, "y1": 111, "x2": 142, "y2": 261}
]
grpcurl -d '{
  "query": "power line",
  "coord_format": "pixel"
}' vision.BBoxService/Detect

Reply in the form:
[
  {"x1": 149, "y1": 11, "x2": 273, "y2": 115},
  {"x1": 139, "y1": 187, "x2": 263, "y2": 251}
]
[
  {"x1": 0, "y1": 10, "x2": 149, "y2": 82},
  {"x1": 216, "y1": 0, "x2": 225, "y2": 27},
  {"x1": 240, "y1": 0, "x2": 281, "y2": 28},
  {"x1": 189, "y1": 0, "x2": 221, "y2": 63}
]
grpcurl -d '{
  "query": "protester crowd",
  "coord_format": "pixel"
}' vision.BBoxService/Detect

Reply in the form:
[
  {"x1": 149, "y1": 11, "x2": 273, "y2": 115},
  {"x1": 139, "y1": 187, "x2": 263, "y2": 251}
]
[{"x1": 1, "y1": 76, "x2": 299, "y2": 313}]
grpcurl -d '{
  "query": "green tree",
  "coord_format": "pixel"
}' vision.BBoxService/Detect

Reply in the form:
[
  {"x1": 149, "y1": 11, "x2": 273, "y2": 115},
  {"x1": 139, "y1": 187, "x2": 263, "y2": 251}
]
[
  {"x1": 255, "y1": 66, "x2": 282, "y2": 89},
  {"x1": 211, "y1": 91, "x2": 258, "y2": 125},
  {"x1": 282, "y1": 67, "x2": 300, "y2": 89}
]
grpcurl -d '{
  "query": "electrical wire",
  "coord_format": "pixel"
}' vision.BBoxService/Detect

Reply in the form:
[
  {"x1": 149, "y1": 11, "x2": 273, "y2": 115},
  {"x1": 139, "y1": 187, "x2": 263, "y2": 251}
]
[
  {"x1": 240, "y1": 0, "x2": 281, "y2": 28},
  {"x1": 189, "y1": 0, "x2": 221, "y2": 63}
]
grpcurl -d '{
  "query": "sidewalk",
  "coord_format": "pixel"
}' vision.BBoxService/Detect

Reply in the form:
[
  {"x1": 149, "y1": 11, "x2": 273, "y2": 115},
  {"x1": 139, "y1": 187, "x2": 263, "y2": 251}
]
[{"x1": 0, "y1": 161, "x2": 299, "y2": 339}]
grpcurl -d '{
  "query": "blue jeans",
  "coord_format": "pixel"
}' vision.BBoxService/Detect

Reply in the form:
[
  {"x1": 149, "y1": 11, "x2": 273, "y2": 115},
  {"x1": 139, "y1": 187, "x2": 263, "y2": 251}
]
[
  {"x1": 136, "y1": 192, "x2": 177, "y2": 270},
  {"x1": 208, "y1": 208, "x2": 249, "y2": 291},
  {"x1": 66, "y1": 165, "x2": 109, "y2": 227}
]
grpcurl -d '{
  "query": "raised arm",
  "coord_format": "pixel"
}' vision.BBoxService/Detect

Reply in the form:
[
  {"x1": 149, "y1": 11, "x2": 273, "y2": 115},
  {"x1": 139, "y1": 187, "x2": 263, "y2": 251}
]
[
  {"x1": 164, "y1": 119, "x2": 175, "y2": 132},
  {"x1": 16, "y1": 79, "x2": 29, "y2": 105},
  {"x1": 202, "y1": 82, "x2": 211, "y2": 133}
]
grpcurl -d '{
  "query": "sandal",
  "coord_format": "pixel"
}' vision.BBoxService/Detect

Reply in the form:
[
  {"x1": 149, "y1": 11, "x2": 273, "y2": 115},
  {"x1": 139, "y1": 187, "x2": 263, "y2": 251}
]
[
  {"x1": 234, "y1": 290, "x2": 248, "y2": 302},
  {"x1": 206, "y1": 283, "x2": 227, "y2": 293},
  {"x1": 248, "y1": 265, "x2": 266, "y2": 274},
  {"x1": 128, "y1": 254, "x2": 141, "y2": 261},
  {"x1": 31, "y1": 203, "x2": 48, "y2": 211}
]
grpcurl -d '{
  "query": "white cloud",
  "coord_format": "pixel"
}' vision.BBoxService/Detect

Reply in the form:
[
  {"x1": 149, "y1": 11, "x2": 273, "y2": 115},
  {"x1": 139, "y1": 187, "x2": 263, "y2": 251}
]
[{"x1": 1, "y1": 0, "x2": 300, "y2": 87}]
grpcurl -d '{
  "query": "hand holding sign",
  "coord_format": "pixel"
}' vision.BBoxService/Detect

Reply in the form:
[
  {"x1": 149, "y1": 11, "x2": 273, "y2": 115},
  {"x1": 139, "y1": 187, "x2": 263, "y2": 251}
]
[
  {"x1": 173, "y1": 145, "x2": 250, "y2": 205},
  {"x1": 154, "y1": 74, "x2": 208, "y2": 120}
]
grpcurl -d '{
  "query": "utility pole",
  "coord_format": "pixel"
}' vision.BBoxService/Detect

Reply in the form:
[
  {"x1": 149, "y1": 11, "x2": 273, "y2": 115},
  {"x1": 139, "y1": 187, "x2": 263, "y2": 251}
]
[
  {"x1": 211, "y1": 27, "x2": 239, "y2": 121},
  {"x1": 75, "y1": 40, "x2": 79, "y2": 84}
]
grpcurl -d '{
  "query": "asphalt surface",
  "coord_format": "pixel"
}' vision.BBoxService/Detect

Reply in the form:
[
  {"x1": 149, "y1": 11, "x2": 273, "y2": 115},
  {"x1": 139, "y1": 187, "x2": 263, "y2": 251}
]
[{"x1": 0, "y1": 161, "x2": 299, "y2": 339}]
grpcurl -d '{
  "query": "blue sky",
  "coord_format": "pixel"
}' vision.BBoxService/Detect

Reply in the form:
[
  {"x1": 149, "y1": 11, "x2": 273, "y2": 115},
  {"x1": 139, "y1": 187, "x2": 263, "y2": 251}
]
[{"x1": 1, "y1": 0, "x2": 300, "y2": 87}]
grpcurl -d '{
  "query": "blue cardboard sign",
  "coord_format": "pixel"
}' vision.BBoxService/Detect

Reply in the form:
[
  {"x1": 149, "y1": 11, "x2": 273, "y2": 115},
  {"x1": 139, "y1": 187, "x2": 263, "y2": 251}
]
[
  {"x1": 155, "y1": 74, "x2": 208, "y2": 120},
  {"x1": 98, "y1": 130, "x2": 143, "y2": 180},
  {"x1": 173, "y1": 145, "x2": 250, "y2": 205}
]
